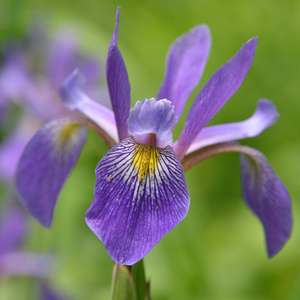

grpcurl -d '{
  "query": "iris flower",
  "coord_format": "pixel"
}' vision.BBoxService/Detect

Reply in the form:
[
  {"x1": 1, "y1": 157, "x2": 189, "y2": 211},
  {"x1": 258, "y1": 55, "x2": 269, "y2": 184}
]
[{"x1": 16, "y1": 8, "x2": 292, "y2": 265}]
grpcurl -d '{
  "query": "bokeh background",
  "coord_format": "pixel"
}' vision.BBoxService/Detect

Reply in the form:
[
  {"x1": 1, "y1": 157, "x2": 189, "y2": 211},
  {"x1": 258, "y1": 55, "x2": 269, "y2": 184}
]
[{"x1": 1, "y1": 0, "x2": 300, "y2": 299}]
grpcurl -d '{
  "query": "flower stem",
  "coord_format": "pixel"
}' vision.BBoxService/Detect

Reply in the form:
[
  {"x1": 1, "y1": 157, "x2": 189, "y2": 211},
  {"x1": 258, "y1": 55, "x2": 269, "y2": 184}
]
[{"x1": 111, "y1": 259, "x2": 150, "y2": 300}]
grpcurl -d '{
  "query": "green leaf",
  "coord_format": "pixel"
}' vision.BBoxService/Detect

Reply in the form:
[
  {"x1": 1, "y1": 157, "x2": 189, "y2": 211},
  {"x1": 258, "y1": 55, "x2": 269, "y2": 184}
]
[{"x1": 111, "y1": 263, "x2": 135, "y2": 300}]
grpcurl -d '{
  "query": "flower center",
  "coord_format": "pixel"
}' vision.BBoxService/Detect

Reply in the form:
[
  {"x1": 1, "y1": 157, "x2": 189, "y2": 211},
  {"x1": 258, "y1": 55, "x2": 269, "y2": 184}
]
[{"x1": 127, "y1": 98, "x2": 177, "y2": 148}]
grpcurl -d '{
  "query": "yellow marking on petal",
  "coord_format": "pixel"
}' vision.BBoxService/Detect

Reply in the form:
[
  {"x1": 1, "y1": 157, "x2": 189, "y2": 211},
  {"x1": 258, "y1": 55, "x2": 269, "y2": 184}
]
[
  {"x1": 59, "y1": 123, "x2": 81, "y2": 147},
  {"x1": 132, "y1": 143, "x2": 160, "y2": 181}
]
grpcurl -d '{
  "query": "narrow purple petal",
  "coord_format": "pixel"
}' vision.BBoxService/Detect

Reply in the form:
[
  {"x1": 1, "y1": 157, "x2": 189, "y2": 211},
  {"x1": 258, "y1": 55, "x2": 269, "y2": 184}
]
[
  {"x1": 240, "y1": 148, "x2": 292, "y2": 257},
  {"x1": 106, "y1": 7, "x2": 131, "y2": 141},
  {"x1": 181, "y1": 99, "x2": 278, "y2": 154},
  {"x1": 16, "y1": 117, "x2": 86, "y2": 227},
  {"x1": 176, "y1": 37, "x2": 258, "y2": 161},
  {"x1": 0, "y1": 251, "x2": 55, "y2": 277},
  {"x1": 157, "y1": 24, "x2": 211, "y2": 123},
  {"x1": 0, "y1": 207, "x2": 27, "y2": 254},
  {"x1": 86, "y1": 137, "x2": 190, "y2": 265},
  {"x1": 60, "y1": 70, "x2": 118, "y2": 142}
]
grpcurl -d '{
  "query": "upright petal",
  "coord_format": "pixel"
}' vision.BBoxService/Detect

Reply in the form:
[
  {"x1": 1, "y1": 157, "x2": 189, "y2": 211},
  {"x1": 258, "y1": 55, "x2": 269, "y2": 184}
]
[
  {"x1": 181, "y1": 99, "x2": 278, "y2": 154},
  {"x1": 60, "y1": 70, "x2": 118, "y2": 142},
  {"x1": 176, "y1": 37, "x2": 258, "y2": 161},
  {"x1": 240, "y1": 148, "x2": 293, "y2": 257},
  {"x1": 16, "y1": 117, "x2": 86, "y2": 227},
  {"x1": 157, "y1": 24, "x2": 211, "y2": 123},
  {"x1": 0, "y1": 207, "x2": 27, "y2": 254},
  {"x1": 86, "y1": 137, "x2": 190, "y2": 265},
  {"x1": 106, "y1": 7, "x2": 131, "y2": 141}
]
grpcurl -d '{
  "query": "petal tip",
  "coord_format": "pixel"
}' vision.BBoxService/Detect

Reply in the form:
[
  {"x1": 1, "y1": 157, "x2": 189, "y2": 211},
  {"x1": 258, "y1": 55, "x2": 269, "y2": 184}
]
[{"x1": 59, "y1": 69, "x2": 84, "y2": 109}]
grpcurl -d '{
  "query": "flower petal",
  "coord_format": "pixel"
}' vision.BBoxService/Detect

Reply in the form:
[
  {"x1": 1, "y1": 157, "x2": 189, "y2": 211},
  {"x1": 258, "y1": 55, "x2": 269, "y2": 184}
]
[
  {"x1": 181, "y1": 141, "x2": 292, "y2": 257},
  {"x1": 86, "y1": 137, "x2": 190, "y2": 265},
  {"x1": 240, "y1": 148, "x2": 293, "y2": 257},
  {"x1": 60, "y1": 70, "x2": 118, "y2": 142},
  {"x1": 106, "y1": 7, "x2": 131, "y2": 141},
  {"x1": 0, "y1": 251, "x2": 55, "y2": 278},
  {"x1": 175, "y1": 37, "x2": 258, "y2": 161},
  {"x1": 16, "y1": 117, "x2": 86, "y2": 227},
  {"x1": 0, "y1": 207, "x2": 27, "y2": 254},
  {"x1": 157, "y1": 24, "x2": 211, "y2": 123},
  {"x1": 181, "y1": 99, "x2": 278, "y2": 154}
]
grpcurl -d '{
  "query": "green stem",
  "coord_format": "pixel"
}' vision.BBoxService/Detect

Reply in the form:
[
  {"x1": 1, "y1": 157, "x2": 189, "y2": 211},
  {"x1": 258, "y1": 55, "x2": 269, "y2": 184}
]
[{"x1": 111, "y1": 259, "x2": 150, "y2": 300}]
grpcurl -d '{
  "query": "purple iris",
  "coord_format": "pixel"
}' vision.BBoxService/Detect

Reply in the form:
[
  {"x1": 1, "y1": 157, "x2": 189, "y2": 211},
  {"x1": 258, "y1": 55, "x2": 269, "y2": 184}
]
[{"x1": 16, "y1": 7, "x2": 292, "y2": 266}]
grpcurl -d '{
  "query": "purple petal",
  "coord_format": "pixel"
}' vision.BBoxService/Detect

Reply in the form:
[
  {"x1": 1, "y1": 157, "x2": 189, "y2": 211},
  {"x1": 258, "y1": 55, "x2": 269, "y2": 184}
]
[
  {"x1": 106, "y1": 7, "x2": 131, "y2": 141},
  {"x1": 0, "y1": 251, "x2": 55, "y2": 277},
  {"x1": 86, "y1": 137, "x2": 190, "y2": 265},
  {"x1": 181, "y1": 99, "x2": 278, "y2": 154},
  {"x1": 128, "y1": 98, "x2": 177, "y2": 147},
  {"x1": 16, "y1": 117, "x2": 86, "y2": 227},
  {"x1": 157, "y1": 24, "x2": 211, "y2": 123},
  {"x1": 175, "y1": 37, "x2": 258, "y2": 161},
  {"x1": 60, "y1": 70, "x2": 118, "y2": 142},
  {"x1": 0, "y1": 207, "x2": 27, "y2": 254},
  {"x1": 240, "y1": 148, "x2": 292, "y2": 257}
]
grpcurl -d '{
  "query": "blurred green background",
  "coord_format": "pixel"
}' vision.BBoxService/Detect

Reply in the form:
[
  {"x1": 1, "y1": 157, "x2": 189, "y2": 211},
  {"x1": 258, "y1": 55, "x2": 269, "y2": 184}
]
[{"x1": 1, "y1": 0, "x2": 300, "y2": 299}]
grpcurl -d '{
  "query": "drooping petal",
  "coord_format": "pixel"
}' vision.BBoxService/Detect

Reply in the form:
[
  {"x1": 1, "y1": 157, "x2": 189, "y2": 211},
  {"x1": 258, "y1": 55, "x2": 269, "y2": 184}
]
[
  {"x1": 128, "y1": 98, "x2": 177, "y2": 147},
  {"x1": 0, "y1": 251, "x2": 55, "y2": 278},
  {"x1": 182, "y1": 141, "x2": 292, "y2": 256},
  {"x1": 240, "y1": 147, "x2": 293, "y2": 257},
  {"x1": 60, "y1": 70, "x2": 118, "y2": 142},
  {"x1": 175, "y1": 37, "x2": 258, "y2": 161},
  {"x1": 157, "y1": 24, "x2": 211, "y2": 123},
  {"x1": 106, "y1": 7, "x2": 131, "y2": 141},
  {"x1": 0, "y1": 207, "x2": 27, "y2": 254},
  {"x1": 86, "y1": 137, "x2": 190, "y2": 265},
  {"x1": 16, "y1": 117, "x2": 86, "y2": 227},
  {"x1": 179, "y1": 99, "x2": 278, "y2": 154}
]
